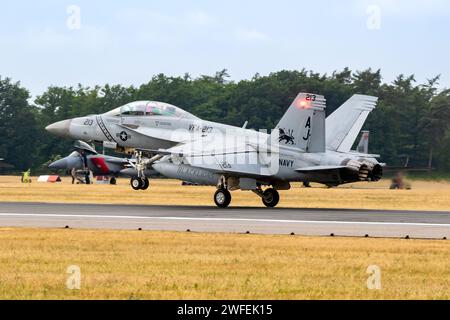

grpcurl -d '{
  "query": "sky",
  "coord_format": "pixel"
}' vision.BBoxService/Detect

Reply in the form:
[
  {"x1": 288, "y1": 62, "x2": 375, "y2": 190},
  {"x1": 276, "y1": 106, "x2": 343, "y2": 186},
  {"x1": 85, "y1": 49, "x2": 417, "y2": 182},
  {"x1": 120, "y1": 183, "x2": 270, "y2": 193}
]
[{"x1": 0, "y1": 0, "x2": 449, "y2": 98}]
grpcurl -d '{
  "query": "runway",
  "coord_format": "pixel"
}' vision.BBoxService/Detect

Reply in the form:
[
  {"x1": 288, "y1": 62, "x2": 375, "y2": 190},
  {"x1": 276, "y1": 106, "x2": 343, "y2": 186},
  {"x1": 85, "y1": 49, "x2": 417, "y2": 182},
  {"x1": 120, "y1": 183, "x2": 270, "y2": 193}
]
[{"x1": 0, "y1": 202, "x2": 449, "y2": 239}]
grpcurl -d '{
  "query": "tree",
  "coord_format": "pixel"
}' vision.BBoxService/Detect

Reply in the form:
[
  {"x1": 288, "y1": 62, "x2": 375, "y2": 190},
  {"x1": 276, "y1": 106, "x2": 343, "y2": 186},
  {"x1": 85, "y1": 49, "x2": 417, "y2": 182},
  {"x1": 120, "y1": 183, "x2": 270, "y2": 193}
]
[
  {"x1": 1, "y1": 69, "x2": 449, "y2": 174},
  {"x1": 0, "y1": 77, "x2": 40, "y2": 170}
]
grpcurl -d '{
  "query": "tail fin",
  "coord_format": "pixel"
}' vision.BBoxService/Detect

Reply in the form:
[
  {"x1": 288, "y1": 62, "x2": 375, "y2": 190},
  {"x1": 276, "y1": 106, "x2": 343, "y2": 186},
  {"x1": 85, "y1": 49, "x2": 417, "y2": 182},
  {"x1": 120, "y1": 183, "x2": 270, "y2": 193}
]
[
  {"x1": 273, "y1": 93, "x2": 326, "y2": 153},
  {"x1": 326, "y1": 94, "x2": 377, "y2": 152},
  {"x1": 356, "y1": 130, "x2": 370, "y2": 154}
]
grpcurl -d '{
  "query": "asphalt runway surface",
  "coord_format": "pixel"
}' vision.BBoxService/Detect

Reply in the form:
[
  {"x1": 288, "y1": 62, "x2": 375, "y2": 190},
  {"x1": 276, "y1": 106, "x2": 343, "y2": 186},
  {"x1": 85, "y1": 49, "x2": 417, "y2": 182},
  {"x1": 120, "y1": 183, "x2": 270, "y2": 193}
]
[{"x1": 0, "y1": 202, "x2": 449, "y2": 239}]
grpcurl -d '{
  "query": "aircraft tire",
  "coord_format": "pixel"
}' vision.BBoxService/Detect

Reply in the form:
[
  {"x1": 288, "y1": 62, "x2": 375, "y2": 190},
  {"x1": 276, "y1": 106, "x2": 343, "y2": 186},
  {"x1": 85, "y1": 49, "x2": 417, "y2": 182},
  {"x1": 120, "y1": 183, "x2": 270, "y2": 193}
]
[
  {"x1": 141, "y1": 178, "x2": 150, "y2": 190},
  {"x1": 131, "y1": 177, "x2": 143, "y2": 190},
  {"x1": 110, "y1": 177, "x2": 117, "y2": 185},
  {"x1": 262, "y1": 188, "x2": 280, "y2": 208},
  {"x1": 214, "y1": 189, "x2": 231, "y2": 208}
]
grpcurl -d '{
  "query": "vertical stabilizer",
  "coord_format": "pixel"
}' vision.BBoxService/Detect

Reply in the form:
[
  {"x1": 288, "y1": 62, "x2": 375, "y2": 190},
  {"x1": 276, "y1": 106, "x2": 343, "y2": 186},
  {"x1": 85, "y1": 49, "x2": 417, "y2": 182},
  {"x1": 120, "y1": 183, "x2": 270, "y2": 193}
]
[
  {"x1": 273, "y1": 93, "x2": 326, "y2": 153},
  {"x1": 326, "y1": 95, "x2": 377, "y2": 152},
  {"x1": 356, "y1": 130, "x2": 370, "y2": 154}
]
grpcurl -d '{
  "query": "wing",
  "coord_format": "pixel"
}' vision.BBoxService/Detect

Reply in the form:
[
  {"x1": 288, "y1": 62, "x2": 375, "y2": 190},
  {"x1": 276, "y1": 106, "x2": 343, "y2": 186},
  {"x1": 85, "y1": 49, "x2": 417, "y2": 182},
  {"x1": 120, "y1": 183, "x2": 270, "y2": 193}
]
[{"x1": 158, "y1": 134, "x2": 278, "y2": 177}]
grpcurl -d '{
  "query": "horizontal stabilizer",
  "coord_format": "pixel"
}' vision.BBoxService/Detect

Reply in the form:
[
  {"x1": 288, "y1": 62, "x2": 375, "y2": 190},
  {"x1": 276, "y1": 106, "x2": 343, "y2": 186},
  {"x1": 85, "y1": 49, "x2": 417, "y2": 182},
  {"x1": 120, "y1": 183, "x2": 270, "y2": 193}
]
[
  {"x1": 347, "y1": 151, "x2": 381, "y2": 158},
  {"x1": 295, "y1": 165, "x2": 346, "y2": 172}
]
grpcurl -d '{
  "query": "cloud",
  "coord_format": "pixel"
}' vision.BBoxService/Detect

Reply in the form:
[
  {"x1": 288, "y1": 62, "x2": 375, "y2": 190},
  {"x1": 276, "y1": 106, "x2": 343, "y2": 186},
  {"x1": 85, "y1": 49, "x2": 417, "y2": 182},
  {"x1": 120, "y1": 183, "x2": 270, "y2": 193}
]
[
  {"x1": 116, "y1": 9, "x2": 177, "y2": 25},
  {"x1": 236, "y1": 29, "x2": 270, "y2": 42},
  {"x1": 356, "y1": 0, "x2": 450, "y2": 17},
  {"x1": 186, "y1": 11, "x2": 215, "y2": 26},
  {"x1": 116, "y1": 9, "x2": 214, "y2": 27},
  {"x1": 17, "y1": 26, "x2": 111, "y2": 53}
]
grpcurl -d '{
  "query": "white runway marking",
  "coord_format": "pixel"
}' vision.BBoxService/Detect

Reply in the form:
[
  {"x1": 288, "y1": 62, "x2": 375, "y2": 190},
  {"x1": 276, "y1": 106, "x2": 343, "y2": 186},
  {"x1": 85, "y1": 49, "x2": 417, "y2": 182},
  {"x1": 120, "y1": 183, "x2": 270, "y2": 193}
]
[{"x1": 0, "y1": 213, "x2": 449, "y2": 227}]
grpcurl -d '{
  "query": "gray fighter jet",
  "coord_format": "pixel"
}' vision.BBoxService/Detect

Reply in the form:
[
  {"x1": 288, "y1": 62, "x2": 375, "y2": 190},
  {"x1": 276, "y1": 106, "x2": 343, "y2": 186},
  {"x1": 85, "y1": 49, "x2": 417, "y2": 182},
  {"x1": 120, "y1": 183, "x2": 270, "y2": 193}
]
[
  {"x1": 144, "y1": 93, "x2": 383, "y2": 207},
  {"x1": 48, "y1": 140, "x2": 154, "y2": 186},
  {"x1": 46, "y1": 93, "x2": 382, "y2": 198}
]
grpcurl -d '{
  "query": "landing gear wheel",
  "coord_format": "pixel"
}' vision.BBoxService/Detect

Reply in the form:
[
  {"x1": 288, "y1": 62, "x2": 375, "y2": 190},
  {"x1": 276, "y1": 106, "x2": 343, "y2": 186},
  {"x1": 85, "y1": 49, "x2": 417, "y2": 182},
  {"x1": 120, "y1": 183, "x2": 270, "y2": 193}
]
[
  {"x1": 110, "y1": 177, "x2": 117, "y2": 185},
  {"x1": 141, "y1": 178, "x2": 150, "y2": 190},
  {"x1": 131, "y1": 177, "x2": 143, "y2": 190},
  {"x1": 262, "y1": 188, "x2": 280, "y2": 208},
  {"x1": 214, "y1": 189, "x2": 232, "y2": 208}
]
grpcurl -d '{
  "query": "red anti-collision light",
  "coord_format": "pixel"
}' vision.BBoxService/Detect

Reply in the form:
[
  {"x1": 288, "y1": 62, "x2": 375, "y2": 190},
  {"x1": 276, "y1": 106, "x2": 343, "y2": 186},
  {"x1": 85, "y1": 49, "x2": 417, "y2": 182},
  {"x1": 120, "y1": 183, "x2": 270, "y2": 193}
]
[{"x1": 296, "y1": 100, "x2": 309, "y2": 109}]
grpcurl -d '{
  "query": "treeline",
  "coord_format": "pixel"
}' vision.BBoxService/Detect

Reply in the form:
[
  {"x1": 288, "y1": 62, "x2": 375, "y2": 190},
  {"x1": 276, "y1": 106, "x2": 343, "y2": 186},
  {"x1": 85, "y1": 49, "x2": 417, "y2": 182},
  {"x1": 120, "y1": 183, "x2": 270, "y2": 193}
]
[{"x1": 1, "y1": 68, "x2": 450, "y2": 173}]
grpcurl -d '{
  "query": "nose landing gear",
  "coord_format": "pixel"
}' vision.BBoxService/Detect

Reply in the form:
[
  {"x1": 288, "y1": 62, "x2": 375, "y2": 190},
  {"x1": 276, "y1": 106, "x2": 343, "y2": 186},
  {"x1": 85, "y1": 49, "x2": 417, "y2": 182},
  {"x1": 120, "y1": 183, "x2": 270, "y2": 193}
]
[{"x1": 128, "y1": 150, "x2": 164, "y2": 191}]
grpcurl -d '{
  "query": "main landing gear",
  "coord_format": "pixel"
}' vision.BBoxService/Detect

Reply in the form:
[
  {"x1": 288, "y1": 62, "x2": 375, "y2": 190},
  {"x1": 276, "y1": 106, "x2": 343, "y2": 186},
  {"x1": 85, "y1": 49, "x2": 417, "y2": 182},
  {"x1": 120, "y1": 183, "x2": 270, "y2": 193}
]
[
  {"x1": 261, "y1": 188, "x2": 280, "y2": 208},
  {"x1": 130, "y1": 177, "x2": 150, "y2": 190},
  {"x1": 213, "y1": 177, "x2": 280, "y2": 208},
  {"x1": 214, "y1": 189, "x2": 232, "y2": 208},
  {"x1": 253, "y1": 187, "x2": 280, "y2": 208}
]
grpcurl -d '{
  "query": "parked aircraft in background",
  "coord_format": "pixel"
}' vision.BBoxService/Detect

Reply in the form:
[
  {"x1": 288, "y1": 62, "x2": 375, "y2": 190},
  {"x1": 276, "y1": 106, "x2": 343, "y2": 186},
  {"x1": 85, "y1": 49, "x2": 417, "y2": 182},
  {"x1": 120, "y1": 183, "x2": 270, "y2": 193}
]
[
  {"x1": 48, "y1": 140, "x2": 154, "y2": 186},
  {"x1": 356, "y1": 131, "x2": 370, "y2": 154}
]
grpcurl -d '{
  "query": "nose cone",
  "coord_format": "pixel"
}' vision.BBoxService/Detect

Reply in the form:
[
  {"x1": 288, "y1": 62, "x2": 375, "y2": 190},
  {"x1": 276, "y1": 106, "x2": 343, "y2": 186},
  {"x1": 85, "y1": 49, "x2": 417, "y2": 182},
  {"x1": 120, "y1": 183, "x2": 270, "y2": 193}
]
[
  {"x1": 48, "y1": 158, "x2": 68, "y2": 170},
  {"x1": 45, "y1": 119, "x2": 72, "y2": 138}
]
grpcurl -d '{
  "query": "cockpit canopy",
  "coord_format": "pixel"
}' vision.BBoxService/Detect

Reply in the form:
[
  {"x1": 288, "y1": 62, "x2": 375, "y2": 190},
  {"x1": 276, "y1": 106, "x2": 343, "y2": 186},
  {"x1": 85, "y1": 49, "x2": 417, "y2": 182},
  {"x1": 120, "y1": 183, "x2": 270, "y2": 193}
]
[{"x1": 104, "y1": 101, "x2": 198, "y2": 119}]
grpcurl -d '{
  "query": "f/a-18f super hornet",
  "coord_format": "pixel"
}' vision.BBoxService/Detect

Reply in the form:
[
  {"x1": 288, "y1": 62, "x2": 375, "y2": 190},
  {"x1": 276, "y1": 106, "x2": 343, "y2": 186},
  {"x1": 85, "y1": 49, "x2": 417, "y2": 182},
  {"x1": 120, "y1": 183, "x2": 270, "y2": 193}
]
[
  {"x1": 48, "y1": 140, "x2": 154, "y2": 186},
  {"x1": 142, "y1": 93, "x2": 383, "y2": 207},
  {"x1": 46, "y1": 94, "x2": 380, "y2": 191},
  {"x1": 45, "y1": 96, "x2": 376, "y2": 154}
]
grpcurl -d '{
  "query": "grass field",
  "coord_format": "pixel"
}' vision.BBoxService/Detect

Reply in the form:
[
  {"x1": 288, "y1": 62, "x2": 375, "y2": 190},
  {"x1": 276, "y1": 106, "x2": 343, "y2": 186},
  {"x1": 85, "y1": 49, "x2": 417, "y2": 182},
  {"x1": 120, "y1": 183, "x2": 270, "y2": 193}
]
[
  {"x1": 1, "y1": 176, "x2": 449, "y2": 299},
  {"x1": 0, "y1": 175, "x2": 449, "y2": 211},
  {"x1": 0, "y1": 228, "x2": 448, "y2": 299}
]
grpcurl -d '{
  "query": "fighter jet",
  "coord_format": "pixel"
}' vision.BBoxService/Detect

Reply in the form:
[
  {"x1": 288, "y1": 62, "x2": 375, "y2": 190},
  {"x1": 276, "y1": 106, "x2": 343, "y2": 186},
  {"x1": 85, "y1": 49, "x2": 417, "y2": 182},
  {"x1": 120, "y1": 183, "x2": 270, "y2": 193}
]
[
  {"x1": 46, "y1": 95, "x2": 378, "y2": 153},
  {"x1": 46, "y1": 95, "x2": 379, "y2": 189},
  {"x1": 145, "y1": 93, "x2": 383, "y2": 207},
  {"x1": 48, "y1": 140, "x2": 154, "y2": 186}
]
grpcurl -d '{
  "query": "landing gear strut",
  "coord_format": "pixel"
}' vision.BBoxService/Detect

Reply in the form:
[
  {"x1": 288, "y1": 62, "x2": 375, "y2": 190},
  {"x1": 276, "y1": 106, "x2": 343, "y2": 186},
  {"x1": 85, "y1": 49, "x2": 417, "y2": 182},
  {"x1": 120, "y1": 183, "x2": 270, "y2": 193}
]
[{"x1": 128, "y1": 150, "x2": 164, "y2": 191}]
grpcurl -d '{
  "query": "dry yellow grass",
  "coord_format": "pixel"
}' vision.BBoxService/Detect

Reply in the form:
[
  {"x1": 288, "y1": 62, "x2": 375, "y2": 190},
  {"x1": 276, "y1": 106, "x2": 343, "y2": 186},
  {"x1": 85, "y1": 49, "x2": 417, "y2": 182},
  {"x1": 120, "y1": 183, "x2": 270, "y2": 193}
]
[
  {"x1": 0, "y1": 176, "x2": 449, "y2": 211},
  {"x1": 0, "y1": 228, "x2": 448, "y2": 300}
]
